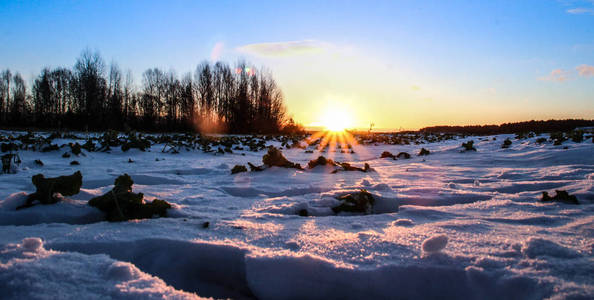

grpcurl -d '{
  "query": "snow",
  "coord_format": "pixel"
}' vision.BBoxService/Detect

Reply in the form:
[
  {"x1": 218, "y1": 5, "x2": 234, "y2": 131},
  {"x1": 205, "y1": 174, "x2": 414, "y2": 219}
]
[
  {"x1": 0, "y1": 131, "x2": 593, "y2": 299},
  {"x1": 0, "y1": 192, "x2": 105, "y2": 225},
  {"x1": 422, "y1": 234, "x2": 448, "y2": 254},
  {"x1": 393, "y1": 218, "x2": 414, "y2": 226},
  {"x1": 0, "y1": 238, "x2": 203, "y2": 299},
  {"x1": 521, "y1": 237, "x2": 581, "y2": 259}
]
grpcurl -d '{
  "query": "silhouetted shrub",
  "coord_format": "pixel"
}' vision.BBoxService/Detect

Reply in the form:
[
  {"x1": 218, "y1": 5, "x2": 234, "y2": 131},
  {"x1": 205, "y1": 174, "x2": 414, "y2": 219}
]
[
  {"x1": 1, "y1": 143, "x2": 18, "y2": 152},
  {"x1": 550, "y1": 132, "x2": 566, "y2": 145},
  {"x1": 569, "y1": 130, "x2": 584, "y2": 143},
  {"x1": 2, "y1": 153, "x2": 21, "y2": 174}
]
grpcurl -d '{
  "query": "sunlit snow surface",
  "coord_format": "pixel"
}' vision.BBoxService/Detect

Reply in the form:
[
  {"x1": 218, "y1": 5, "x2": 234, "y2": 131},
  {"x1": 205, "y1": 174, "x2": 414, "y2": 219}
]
[{"x1": 1, "y1": 132, "x2": 593, "y2": 299}]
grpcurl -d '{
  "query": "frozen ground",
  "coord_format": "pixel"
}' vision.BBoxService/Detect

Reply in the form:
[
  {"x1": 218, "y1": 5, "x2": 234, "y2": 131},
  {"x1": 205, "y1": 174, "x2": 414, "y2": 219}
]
[{"x1": 1, "y1": 131, "x2": 593, "y2": 299}]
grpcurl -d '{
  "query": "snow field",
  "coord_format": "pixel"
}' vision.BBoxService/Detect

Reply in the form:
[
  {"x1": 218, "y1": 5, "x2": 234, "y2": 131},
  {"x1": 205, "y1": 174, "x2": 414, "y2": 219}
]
[{"x1": 0, "y1": 131, "x2": 592, "y2": 299}]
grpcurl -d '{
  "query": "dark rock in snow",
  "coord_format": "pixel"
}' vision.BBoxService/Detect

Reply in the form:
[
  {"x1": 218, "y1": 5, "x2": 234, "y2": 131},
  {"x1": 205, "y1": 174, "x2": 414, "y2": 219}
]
[
  {"x1": 541, "y1": 190, "x2": 579, "y2": 205},
  {"x1": 332, "y1": 189, "x2": 375, "y2": 214},
  {"x1": 41, "y1": 144, "x2": 59, "y2": 152},
  {"x1": 121, "y1": 132, "x2": 151, "y2": 152},
  {"x1": 331, "y1": 162, "x2": 370, "y2": 173},
  {"x1": 461, "y1": 140, "x2": 477, "y2": 152},
  {"x1": 70, "y1": 143, "x2": 82, "y2": 155},
  {"x1": 262, "y1": 146, "x2": 302, "y2": 169},
  {"x1": 396, "y1": 152, "x2": 411, "y2": 159},
  {"x1": 17, "y1": 171, "x2": 82, "y2": 209},
  {"x1": 82, "y1": 139, "x2": 96, "y2": 152},
  {"x1": 231, "y1": 165, "x2": 248, "y2": 174},
  {"x1": 380, "y1": 151, "x2": 396, "y2": 159},
  {"x1": 307, "y1": 156, "x2": 338, "y2": 169},
  {"x1": 418, "y1": 148, "x2": 430, "y2": 156},
  {"x1": 501, "y1": 138, "x2": 512, "y2": 149},
  {"x1": 247, "y1": 162, "x2": 265, "y2": 172},
  {"x1": 88, "y1": 174, "x2": 172, "y2": 221}
]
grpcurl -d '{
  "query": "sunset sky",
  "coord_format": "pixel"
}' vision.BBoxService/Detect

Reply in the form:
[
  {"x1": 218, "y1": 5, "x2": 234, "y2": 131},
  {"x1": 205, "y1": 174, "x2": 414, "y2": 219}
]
[{"x1": 1, "y1": 0, "x2": 593, "y2": 130}]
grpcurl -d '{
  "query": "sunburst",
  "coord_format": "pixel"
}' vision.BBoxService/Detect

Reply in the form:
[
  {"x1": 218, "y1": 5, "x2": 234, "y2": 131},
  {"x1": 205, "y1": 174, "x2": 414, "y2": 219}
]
[{"x1": 319, "y1": 109, "x2": 352, "y2": 132}]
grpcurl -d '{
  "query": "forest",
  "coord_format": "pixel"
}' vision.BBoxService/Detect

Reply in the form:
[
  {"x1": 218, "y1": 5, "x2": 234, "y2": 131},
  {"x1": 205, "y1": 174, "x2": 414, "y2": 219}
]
[
  {"x1": 0, "y1": 49, "x2": 291, "y2": 133},
  {"x1": 420, "y1": 119, "x2": 594, "y2": 135}
]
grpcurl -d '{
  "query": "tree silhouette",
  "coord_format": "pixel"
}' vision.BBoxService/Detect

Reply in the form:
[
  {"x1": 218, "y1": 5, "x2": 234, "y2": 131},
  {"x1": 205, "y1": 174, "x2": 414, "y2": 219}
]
[{"x1": 0, "y1": 49, "x2": 292, "y2": 133}]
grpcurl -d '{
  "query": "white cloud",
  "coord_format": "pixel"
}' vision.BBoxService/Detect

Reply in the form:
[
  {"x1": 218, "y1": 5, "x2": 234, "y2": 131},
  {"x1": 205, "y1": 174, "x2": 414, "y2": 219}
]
[
  {"x1": 210, "y1": 42, "x2": 224, "y2": 61},
  {"x1": 538, "y1": 69, "x2": 571, "y2": 82},
  {"x1": 576, "y1": 64, "x2": 594, "y2": 77},
  {"x1": 566, "y1": 7, "x2": 594, "y2": 14},
  {"x1": 236, "y1": 40, "x2": 330, "y2": 57}
]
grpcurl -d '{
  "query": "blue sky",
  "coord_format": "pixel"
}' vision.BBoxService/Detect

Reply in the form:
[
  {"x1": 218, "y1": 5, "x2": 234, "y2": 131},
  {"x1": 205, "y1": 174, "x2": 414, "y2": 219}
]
[{"x1": 1, "y1": 0, "x2": 593, "y2": 129}]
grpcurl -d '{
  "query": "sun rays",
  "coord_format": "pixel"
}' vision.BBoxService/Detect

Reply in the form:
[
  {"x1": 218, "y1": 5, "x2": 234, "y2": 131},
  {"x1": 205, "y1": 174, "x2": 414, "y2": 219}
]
[
  {"x1": 301, "y1": 104, "x2": 365, "y2": 160},
  {"x1": 304, "y1": 129, "x2": 364, "y2": 162}
]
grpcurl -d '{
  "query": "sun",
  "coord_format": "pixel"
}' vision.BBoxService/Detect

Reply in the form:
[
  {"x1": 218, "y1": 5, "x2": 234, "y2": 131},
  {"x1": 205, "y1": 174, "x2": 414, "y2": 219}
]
[{"x1": 319, "y1": 109, "x2": 353, "y2": 132}]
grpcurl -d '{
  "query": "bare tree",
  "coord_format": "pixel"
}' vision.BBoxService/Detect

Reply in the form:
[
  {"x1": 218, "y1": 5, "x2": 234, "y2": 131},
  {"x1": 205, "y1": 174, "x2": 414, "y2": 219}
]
[
  {"x1": 1, "y1": 50, "x2": 290, "y2": 133},
  {"x1": 107, "y1": 62, "x2": 123, "y2": 128},
  {"x1": 74, "y1": 49, "x2": 106, "y2": 129},
  {"x1": 123, "y1": 69, "x2": 135, "y2": 124},
  {"x1": 0, "y1": 69, "x2": 12, "y2": 124},
  {"x1": 195, "y1": 62, "x2": 214, "y2": 126},
  {"x1": 10, "y1": 73, "x2": 27, "y2": 124}
]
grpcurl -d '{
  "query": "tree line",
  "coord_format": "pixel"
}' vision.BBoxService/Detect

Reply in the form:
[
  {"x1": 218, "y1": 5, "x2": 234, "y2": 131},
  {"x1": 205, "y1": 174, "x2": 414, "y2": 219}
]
[
  {"x1": 420, "y1": 119, "x2": 594, "y2": 135},
  {"x1": 0, "y1": 49, "x2": 292, "y2": 133}
]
